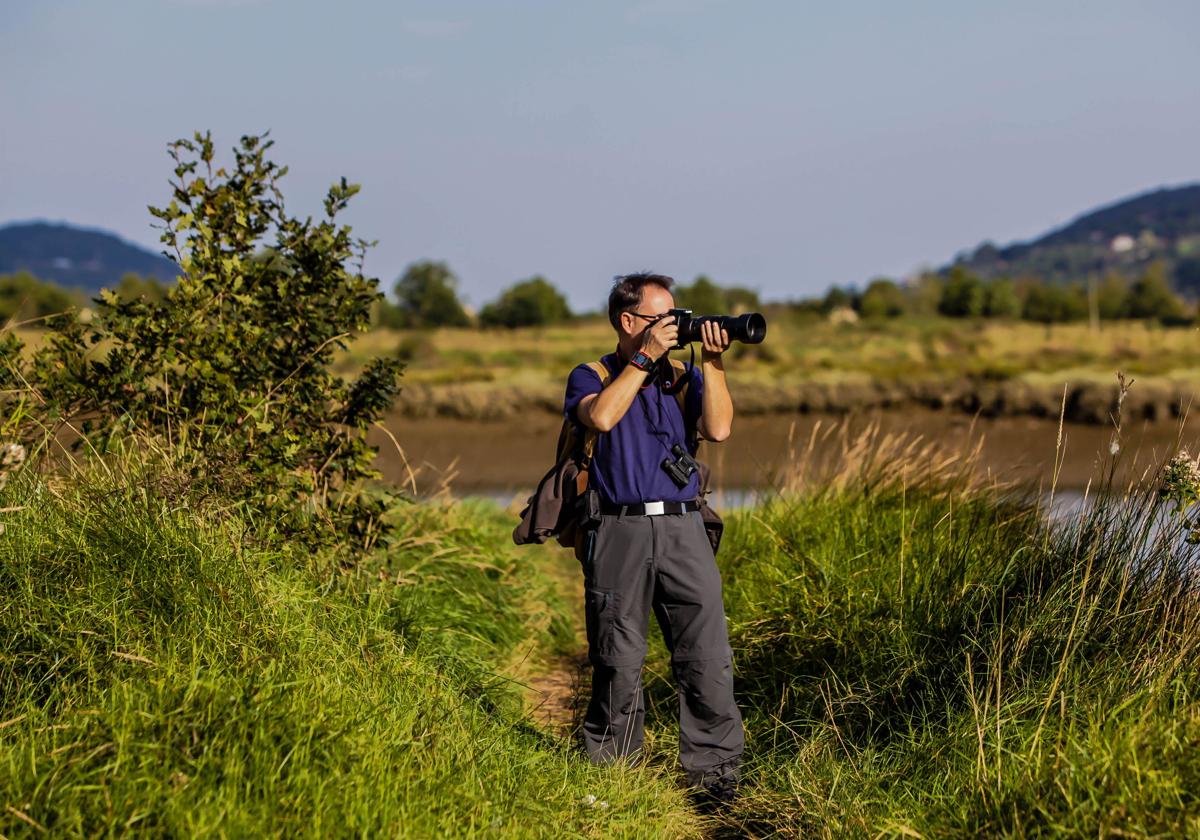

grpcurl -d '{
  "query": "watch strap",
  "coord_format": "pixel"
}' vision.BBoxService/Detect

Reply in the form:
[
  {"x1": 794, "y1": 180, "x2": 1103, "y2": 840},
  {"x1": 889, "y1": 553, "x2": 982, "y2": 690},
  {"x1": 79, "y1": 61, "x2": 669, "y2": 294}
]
[{"x1": 629, "y1": 350, "x2": 654, "y2": 371}]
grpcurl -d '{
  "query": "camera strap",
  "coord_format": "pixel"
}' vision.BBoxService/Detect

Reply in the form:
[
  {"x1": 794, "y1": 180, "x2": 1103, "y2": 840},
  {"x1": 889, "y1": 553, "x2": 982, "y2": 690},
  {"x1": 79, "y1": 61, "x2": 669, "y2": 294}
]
[{"x1": 659, "y1": 344, "x2": 696, "y2": 395}]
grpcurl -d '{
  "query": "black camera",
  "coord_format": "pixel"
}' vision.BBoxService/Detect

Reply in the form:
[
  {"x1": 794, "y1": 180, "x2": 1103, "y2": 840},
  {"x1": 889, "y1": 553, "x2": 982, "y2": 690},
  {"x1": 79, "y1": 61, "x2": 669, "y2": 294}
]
[
  {"x1": 664, "y1": 308, "x2": 767, "y2": 351},
  {"x1": 662, "y1": 443, "x2": 699, "y2": 489}
]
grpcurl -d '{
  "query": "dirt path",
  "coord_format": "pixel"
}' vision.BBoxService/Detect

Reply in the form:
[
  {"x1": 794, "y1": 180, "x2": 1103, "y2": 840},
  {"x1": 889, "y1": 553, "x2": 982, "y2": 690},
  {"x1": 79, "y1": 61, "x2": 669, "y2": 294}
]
[
  {"x1": 519, "y1": 541, "x2": 591, "y2": 738},
  {"x1": 526, "y1": 651, "x2": 589, "y2": 736}
]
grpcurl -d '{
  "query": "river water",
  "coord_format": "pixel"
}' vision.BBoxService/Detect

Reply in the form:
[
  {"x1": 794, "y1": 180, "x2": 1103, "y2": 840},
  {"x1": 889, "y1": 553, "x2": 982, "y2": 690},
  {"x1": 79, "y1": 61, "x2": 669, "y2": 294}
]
[{"x1": 369, "y1": 407, "x2": 1199, "y2": 507}]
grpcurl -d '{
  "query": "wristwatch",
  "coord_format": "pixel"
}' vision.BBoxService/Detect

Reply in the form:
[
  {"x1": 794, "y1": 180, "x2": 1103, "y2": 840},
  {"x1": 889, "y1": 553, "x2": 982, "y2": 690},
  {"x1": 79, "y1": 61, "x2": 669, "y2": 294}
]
[{"x1": 628, "y1": 350, "x2": 654, "y2": 372}]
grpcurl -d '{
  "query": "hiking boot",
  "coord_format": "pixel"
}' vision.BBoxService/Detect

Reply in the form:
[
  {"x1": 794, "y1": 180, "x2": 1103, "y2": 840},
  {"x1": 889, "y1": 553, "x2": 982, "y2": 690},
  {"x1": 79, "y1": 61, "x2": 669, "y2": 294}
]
[{"x1": 689, "y1": 774, "x2": 739, "y2": 814}]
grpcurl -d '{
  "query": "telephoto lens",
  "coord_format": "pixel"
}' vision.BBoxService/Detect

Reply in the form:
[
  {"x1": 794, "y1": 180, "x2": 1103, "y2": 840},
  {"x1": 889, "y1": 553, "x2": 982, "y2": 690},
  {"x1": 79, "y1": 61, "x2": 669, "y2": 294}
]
[{"x1": 667, "y1": 308, "x2": 767, "y2": 350}]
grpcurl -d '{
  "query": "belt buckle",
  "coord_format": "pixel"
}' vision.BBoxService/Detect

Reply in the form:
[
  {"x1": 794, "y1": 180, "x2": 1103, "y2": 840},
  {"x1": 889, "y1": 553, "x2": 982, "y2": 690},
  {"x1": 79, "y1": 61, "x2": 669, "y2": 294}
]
[{"x1": 643, "y1": 500, "x2": 665, "y2": 516}]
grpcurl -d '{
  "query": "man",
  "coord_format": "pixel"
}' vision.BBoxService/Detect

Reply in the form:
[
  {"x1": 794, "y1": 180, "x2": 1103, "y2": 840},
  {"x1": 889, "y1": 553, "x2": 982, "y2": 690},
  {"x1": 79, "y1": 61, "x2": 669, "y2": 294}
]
[{"x1": 562, "y1": 272, "x2": 744, "y2": 806}]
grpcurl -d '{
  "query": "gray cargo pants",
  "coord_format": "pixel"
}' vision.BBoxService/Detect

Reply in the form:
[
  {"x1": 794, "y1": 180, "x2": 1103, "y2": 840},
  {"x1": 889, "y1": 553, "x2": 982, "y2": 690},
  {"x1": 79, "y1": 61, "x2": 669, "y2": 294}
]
[{"x1": 579, "y1": 508, "x2": 744, "y2": 784}]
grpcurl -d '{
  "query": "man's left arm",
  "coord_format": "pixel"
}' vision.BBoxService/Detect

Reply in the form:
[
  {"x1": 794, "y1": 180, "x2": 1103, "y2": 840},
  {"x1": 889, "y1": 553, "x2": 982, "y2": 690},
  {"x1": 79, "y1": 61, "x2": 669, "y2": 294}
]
[{"x1": 696, "y1": 321, "x2": 733, "y2": 443}]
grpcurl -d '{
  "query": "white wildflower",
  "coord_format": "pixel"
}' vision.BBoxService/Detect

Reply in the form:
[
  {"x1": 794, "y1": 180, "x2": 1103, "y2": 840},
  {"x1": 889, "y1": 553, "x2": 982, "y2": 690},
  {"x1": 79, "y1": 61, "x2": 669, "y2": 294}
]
[
  {"x1": 1164, "y1": 450, "x2": 1200, "y2": 487},
  {"x1": 0, "y1": 443, "x2": 25, "y2": 469},
  {"x1": 579, "y1": 794, "x2": 596, "y2": 806},
  {"x1": 1161, "y1": 450, "x2": 1200, "y2": 518}
]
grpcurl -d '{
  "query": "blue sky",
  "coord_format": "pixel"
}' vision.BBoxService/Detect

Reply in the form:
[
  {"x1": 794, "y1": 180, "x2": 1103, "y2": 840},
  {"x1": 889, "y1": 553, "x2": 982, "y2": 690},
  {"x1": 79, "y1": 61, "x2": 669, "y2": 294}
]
[{"x1": 3, "y1": 0, "x2": 1198, "y2": 311}]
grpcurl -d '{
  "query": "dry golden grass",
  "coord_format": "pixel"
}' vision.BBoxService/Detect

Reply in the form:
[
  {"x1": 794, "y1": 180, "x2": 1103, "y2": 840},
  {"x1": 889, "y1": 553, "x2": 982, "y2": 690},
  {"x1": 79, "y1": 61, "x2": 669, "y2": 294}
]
[
  {"x1": 13, "y1": 316, "x2": 1200, "y2": 422},
  {"x1": 333, "y1": 316, "x2": 1200, "y2": 385}
]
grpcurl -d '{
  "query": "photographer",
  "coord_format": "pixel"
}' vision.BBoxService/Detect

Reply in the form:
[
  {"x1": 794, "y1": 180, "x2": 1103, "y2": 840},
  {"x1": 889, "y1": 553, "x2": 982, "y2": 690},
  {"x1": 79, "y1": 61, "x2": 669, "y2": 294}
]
[{"x1": 563, "y1": 272, "x2": 744, "y2": 809}]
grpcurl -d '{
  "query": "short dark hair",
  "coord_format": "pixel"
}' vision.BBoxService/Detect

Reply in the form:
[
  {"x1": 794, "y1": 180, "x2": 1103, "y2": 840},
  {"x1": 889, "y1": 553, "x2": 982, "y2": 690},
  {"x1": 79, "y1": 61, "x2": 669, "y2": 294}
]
[{"x1": 608, "y1": 272, "x2": 674, "y2": 330}]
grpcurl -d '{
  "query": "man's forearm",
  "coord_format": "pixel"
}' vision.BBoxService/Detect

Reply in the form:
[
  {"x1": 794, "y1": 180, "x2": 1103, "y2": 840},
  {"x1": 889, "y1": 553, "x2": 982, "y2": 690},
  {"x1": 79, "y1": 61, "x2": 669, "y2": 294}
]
[
  {"x1": 699, "y1": 353, "x2": 733, "y2": 442},
  {"x1": 579, "y1": 365, "x2": 649, "y2": 432}
]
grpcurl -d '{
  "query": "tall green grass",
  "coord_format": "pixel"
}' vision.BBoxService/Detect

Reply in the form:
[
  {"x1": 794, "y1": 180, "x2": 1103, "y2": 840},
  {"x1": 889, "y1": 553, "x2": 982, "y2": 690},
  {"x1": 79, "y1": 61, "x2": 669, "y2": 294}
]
[
  {"x1": 0, "y1": 453, "x2": 697, "y2": 837},
  {"x1": 7, "y1": 417, "x2": 1199, "y2": 836},
  {"x1": 705, "y1": 427, "x2": 1200, "y2": 836}
]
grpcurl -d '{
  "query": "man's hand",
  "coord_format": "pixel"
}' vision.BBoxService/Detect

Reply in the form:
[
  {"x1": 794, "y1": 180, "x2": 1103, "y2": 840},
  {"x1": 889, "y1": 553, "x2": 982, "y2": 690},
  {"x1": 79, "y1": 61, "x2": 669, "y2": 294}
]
[
  {"x1": 697, "y1": 319, "x2": 734, "y2": 442},
  {"x1": 701, "y1": 320, "x2": 731, "y2": 359},
  {"x1": 640, "y1": 316, "x2": 679, "y2": 361}
]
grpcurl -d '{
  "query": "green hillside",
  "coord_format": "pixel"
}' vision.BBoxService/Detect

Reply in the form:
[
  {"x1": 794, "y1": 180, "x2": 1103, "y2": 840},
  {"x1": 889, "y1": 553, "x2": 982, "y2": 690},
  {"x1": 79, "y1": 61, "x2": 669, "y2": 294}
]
[
  {"x1": 951, "y1": 184, "x2": 1200, "y2": 292},
  {"x1": 0, "y1": 221, "x2": 178, "y2": 294}
]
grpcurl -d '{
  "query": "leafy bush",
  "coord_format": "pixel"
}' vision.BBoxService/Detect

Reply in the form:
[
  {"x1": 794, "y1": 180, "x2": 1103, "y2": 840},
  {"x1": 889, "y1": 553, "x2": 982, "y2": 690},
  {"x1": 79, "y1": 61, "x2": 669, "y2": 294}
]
[{"x1": 19, "y1": 131, "x2": 403, "y2": 556}]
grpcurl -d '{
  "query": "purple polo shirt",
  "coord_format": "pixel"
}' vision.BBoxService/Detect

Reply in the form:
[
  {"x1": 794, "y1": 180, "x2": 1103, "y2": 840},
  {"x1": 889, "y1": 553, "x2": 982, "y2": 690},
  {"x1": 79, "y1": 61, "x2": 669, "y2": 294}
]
[{"x1": 563, "y1": 349, "x2": 705, "y2": 506}]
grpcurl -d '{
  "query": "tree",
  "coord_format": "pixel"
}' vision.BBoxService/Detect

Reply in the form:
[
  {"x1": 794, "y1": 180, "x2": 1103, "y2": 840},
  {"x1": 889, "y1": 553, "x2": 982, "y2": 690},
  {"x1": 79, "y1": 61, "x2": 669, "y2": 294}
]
[
  {"x1": 982, "y1": 278, "x2": 1021, "y2": 319},
  {"x1": 1022, "y1": 283, "x2": 1087, "y2": 325},
  {"x1": 1175, "y1": 257, "x2": 1200, "y2": 297},
  {"x1": 28, "y1": 131, "x2": 403, "y2": 555},
  {"x1": 938, "y1": 266, "x2": 985, "y2": 317},
  {"x1": 392, "y1": 260, "x2": 471, "y2": 328},
  {"x1": 724, "y1": 286, "x2": 761, "y2": 313},
  {"x1": 674, "y1": 275, "x2": 727, "y2": 313},
  {"x1": 821, "y1": 285, "x2": 856, "y2": 314},
  {"x1": 0, "y1": 271, "x2": 81, "y2": 324},
  {"x1": 905, "y1": 272, "x2": 945, "y2": 316},
  {"x1": 113, "y1": 272, "x2": 168, "y2": 303},
  {"x1": 858, "y1": 277, "x2": 905, "y2": 319},
  {"x1": 479, "y1": 276, "x2": 572, "y2": 328},
  {"x1": 1124, "y1": 261, "x2": 1183, "y2": 321},
  {"x1": 1095, "y1": 271, "x2": 1129, "y2": 320}
]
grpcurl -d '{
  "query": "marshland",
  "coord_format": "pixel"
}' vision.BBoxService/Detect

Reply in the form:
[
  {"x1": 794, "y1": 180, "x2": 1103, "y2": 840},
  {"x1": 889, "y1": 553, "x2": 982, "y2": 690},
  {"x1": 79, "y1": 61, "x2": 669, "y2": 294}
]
[{"x1": 5, "y1": 4, "x2": 1200, "y2": 832}]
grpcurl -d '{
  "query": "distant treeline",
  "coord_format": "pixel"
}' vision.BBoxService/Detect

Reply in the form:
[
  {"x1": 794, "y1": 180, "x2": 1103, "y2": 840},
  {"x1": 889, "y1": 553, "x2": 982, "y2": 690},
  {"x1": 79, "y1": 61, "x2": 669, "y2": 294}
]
[
  {"x1": 4, "y1": 257, "x2": 1192, "y2": 331},
  {"x1": 373, "y1": 261, "x2": 762, "y2": 329},
  {"x1": 0, "y1": 270, "x2": 166, "y2": 324},
  {"x1": 1, "y1": 262, "x2": 757, "y2": 331},
  {"x1": 807, "y1": 261, "x2": 1192, "y2": 326},
  {"x1": 375, "y1": 258, "x2": 1194, "y2": 330}
]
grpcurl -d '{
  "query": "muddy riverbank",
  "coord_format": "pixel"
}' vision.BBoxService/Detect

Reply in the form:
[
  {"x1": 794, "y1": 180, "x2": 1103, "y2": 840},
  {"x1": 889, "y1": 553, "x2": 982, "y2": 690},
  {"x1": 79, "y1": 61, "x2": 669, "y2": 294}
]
[
  {"x1": 393, "y1": 375, "x2": 1197, "y2": 426},
  {"x1": 369, "y1": 407, "x2": 1200, "y2": 503}
]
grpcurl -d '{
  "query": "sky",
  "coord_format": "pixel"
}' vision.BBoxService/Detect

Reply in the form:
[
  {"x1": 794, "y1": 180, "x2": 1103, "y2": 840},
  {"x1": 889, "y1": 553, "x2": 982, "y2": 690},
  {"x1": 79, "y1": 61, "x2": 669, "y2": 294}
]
[{"x1": 2, "y1": 1, "x2": 1199, "y2": 312}]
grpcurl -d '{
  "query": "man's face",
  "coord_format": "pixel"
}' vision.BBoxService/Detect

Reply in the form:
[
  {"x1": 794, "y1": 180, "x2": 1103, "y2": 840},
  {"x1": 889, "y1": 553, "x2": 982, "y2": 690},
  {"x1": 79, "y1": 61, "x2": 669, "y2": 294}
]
[{"x1": 620, "y1": 285, "x2": 676, "y2": 340}]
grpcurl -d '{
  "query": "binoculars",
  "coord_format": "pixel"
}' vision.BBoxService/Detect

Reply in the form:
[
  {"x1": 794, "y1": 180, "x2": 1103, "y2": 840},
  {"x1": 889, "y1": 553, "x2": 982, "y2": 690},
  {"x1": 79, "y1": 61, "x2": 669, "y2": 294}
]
[
  {"x1": 662, "y1": 443, "x2": 700, "y2": 489},
  {"x1": 664, "y1": 308, "x2": 767, "y2": 351}
]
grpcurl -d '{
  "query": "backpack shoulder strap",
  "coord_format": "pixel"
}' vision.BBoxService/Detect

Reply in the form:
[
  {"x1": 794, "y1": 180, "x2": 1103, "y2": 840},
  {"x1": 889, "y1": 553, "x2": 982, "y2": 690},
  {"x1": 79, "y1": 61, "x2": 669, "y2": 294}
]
[
  {"x1": 579, "y1": 360, "x2": 611, "y2": 462},
  {"x1": 585, "y1": 361, "x2": 610, "y2": 385},
  {"x1": 667, "y1": 357, "x2": 703, "y2": 450}
]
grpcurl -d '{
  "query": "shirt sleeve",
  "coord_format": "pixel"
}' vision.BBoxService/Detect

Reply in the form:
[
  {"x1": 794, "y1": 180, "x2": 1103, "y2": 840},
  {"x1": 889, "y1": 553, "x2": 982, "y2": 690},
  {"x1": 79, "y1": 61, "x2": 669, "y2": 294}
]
[{"x1": 563, "y1": 364, "x2": 604, "y2": 425}]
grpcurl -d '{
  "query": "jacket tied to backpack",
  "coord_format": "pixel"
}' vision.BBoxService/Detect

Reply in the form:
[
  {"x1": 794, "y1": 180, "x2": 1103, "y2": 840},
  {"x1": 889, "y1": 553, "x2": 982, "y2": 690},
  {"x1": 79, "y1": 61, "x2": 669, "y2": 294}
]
[{"x1": 512, "y1": 357, "x2": 724, "y2": 559}]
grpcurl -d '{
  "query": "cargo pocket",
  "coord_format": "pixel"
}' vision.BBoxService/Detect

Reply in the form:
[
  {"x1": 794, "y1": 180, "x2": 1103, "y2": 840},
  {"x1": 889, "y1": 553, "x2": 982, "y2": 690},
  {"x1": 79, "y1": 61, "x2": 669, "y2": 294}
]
[{"x1": 584, "y1": 587, "x2": 619, "y2": 662}]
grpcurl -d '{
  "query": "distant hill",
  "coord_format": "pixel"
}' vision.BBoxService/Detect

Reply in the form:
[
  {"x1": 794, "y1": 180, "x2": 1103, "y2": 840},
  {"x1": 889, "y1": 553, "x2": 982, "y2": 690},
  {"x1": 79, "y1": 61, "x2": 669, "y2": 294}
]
[
  {"x1": 0, "y1": 221, "x2": 178, "y2": 294},
  {"x1": 949, "y1": 184, "x2": 1200, "y2": 293}
]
